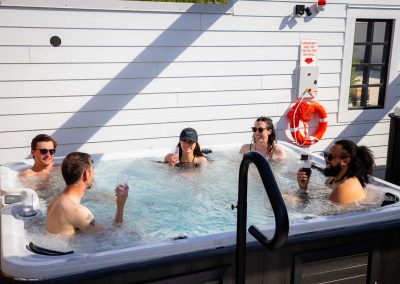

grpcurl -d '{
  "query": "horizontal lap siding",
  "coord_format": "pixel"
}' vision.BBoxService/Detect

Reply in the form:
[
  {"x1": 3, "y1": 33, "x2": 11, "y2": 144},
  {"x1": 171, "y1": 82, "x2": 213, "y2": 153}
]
[
  {"x1": 0, "y1": 0, "x2": 390, "y2": 172},
  {"x1": 0, "y1": 60, "x2": 342, "y2": 81},
  {"x1": 0, "y1": 28, "x2": 344, "y2": 47}
]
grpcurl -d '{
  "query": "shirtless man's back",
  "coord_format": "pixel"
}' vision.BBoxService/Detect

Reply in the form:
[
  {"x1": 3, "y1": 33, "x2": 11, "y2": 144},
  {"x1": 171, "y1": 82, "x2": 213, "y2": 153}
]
[
  {"x1": 46, "y1": 152, "x2": 128, "y2": 235},
  {"x1": 46, "y1": 192, "x2": 98, "y2": 235}
]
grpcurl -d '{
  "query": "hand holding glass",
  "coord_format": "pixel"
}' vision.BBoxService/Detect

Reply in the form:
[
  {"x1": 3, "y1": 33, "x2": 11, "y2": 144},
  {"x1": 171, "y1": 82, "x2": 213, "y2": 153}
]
[
  {"x1": 170, "y1": 146, "x2": 179, "y2": 165},
  {"x1": 116, "y1": 174, "x2": 129, "y2": 196}
]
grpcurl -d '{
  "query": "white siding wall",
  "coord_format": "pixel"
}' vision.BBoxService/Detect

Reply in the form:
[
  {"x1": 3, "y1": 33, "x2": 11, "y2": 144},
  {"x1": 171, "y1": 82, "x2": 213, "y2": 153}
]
[{"x1": 0, "y1": 0, "x2": 399, "y2": 178}]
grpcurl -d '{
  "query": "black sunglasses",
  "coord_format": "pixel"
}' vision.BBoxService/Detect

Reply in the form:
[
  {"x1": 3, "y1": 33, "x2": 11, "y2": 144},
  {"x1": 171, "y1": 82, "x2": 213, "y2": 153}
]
[
  {"x1": 36, "y1": 148, "x2": 56, "y2": 155},
  {"x1": 323, "y1": 151, "x2": 346, "y2": 161},
  {"x1": 251, "y1": 127, "x2": 267, "y2": 133}
]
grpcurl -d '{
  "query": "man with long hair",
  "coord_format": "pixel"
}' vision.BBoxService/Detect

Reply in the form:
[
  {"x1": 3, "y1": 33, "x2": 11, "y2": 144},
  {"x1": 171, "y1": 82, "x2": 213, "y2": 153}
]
[{"x1": 297, "y1": 139, "x2": 375, "y2": 204}]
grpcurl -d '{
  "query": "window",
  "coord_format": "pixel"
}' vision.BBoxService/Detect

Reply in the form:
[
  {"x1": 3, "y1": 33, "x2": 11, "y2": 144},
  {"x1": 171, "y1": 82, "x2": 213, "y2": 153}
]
[{"x1": 348, "y1": 19, "x2": 393, "y2": 109}]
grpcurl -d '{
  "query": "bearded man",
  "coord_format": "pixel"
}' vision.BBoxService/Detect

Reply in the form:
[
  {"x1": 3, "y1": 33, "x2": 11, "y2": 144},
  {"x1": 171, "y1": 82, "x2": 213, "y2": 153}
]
[{"x1": 297, "y1": 140, "x2": 374, "y2": 204}]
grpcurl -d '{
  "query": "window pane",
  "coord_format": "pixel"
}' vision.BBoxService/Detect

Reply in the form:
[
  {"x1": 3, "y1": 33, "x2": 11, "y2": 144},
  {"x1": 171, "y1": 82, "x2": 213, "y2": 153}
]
[
  {"x1": 371, "y1": 45, "x2": 384, "y2": 63},
  {"x1": 348, "y1": 19, "x2": 392, "y2": 110},
  {"x1": 349, "y1": 87, "x2": 362, "y2": 108},
  {"x1": 355, "y1": 22, "x2": 368, "y2": 42},
  {"x1": 369, "y1": 66, "x2": 382, "y2": 85},
  {"x1": 353, "y1": 45, "x2": 366, "y2": 63},
  {"x1": 373, "y1": 22, "x2": 387, "y2": 42},
  {"x1": 351, "y1": 66, "x2": 364, "y2": 86},
  {"x1": 366, "y1": 87, "x2": 380, "y2": 107}
]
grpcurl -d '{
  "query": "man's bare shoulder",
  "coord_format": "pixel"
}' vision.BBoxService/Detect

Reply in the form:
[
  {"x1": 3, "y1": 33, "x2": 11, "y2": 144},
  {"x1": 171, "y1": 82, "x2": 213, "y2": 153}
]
[
  {"x1": 330, "y1": 177, "x2": 365, "y2": 204},
  {"x1": 56, "y1": 194, "x2": 87, "y2": 211},
  {"x1": 19, "y1": 168, "x2": 36, "y2": 178}
]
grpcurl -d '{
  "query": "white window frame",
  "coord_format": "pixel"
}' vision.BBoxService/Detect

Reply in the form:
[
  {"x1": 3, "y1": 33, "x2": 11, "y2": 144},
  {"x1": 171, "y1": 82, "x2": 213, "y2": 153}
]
[{"x1": 338, "y1": 5, "x2": 400, "y2": 122}]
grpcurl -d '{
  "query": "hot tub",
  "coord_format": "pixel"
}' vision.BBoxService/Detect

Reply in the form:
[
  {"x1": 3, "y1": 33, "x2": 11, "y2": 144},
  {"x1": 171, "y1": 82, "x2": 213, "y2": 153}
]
[{"x1": 1, "y1": 141, "x2": 400, "y2": 283}]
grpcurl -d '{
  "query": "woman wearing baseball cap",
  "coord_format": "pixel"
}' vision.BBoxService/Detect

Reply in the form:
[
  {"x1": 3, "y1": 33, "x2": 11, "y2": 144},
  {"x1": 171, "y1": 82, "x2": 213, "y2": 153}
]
[{"x1": 164, "y1": 128, "x2": 207, "y2": 167}]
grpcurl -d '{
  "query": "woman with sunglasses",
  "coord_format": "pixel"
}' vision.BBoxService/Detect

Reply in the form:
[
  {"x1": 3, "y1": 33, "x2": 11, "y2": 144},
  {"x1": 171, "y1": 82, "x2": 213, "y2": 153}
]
[
  {"x1": 297, "y1": 139, "x2": 374, "y2": 205},
  {"x1": 239, "y1": 116, "x2": 286, "y2": 160},
  {"x1": 164, "y1": 128, "x2": 207, "y2": 167}
]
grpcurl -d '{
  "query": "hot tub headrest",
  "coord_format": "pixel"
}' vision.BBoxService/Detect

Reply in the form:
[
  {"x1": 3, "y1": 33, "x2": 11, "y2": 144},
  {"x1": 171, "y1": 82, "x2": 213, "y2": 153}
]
[
  {"x1": 26, "y1": 242, "x2": 74, "y2": 256},
  {"x1": 381, "y1": 192, "x2": 399, "y2": 207}
]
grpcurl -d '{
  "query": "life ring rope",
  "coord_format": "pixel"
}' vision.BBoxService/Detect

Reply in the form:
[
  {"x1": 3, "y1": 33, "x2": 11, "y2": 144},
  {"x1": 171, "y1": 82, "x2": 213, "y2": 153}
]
[{"x1": 287, "y1": 99, "x2": 327, "y2": 146}]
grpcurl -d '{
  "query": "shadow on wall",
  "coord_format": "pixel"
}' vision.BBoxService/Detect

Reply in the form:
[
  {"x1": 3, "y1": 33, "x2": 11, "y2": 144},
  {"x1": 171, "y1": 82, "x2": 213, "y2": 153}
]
[{"x1": 42, "y1": 2, "x2": 234, "y2": 159}]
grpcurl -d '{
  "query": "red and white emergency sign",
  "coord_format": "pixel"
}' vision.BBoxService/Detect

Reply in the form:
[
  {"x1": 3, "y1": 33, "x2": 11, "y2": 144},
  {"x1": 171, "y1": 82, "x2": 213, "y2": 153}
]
[{"x1": 300, "y1": 39, "x2": 318, "y2": 66}]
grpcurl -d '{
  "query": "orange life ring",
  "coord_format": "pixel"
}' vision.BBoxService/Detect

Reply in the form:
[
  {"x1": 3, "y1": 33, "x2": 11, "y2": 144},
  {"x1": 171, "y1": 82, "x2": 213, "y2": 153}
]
[{"x1": 287, "y1": 101, "x2": 328, "y2": 146}]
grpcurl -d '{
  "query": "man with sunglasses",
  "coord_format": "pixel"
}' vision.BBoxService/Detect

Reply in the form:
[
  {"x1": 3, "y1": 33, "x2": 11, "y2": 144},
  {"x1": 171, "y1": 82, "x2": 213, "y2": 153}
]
[
  {"x1": 297, "y1": 139, "x2": 375, "y2": 204},
  {"x1": 20, "y1": 134, "x2": 58, "y2": 179}
]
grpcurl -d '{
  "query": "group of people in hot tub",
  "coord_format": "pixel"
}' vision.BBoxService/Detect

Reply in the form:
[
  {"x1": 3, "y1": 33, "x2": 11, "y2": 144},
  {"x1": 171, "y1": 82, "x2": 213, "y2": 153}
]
[{"x1": 19, "y1": 116, "x2": 375, "y2": 236}]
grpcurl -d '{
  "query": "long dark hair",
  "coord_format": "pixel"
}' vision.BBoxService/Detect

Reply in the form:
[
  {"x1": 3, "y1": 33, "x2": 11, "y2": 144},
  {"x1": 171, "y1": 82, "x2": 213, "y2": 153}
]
[
  {"x1": 335, "y1": 139, "x2": 375, "y2": 186},
  {"x1": 252, "y1": 116, "x2": 277, "y2": 153},
  {"x1": 177, "y1": 142, "x2": 203, "y2": 161}
]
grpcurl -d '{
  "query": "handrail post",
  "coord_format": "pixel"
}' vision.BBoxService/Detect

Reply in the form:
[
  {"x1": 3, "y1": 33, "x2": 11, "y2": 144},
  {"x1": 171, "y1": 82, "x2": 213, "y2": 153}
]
[{"x1": 235, "y1": 151, "x2": 289, "y2": 284}]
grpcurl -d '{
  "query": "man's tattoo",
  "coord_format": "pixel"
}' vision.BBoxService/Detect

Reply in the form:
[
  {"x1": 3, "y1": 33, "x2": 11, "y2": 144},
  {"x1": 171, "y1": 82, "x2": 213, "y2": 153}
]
[{"x1": 87, "y1": 212, "x2": 96, "y2": 227}]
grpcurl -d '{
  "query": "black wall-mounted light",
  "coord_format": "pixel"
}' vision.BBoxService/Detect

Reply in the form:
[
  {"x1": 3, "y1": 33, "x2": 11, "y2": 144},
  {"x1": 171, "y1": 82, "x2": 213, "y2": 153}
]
[{"x1": 295, "y1": 5, "x2": 305, "y2": 17}]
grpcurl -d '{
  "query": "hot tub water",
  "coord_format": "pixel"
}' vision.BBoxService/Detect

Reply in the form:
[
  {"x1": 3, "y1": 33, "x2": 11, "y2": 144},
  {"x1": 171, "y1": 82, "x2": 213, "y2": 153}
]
[{"x1": 22, "y1": 146, "x2": 385, "y2": 254}]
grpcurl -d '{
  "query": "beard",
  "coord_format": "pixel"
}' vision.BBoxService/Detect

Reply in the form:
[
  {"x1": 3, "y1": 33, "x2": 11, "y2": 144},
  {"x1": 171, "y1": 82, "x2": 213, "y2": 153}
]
[{"x1": 324, "y1": 164, "x2": 342, "y2": 177}]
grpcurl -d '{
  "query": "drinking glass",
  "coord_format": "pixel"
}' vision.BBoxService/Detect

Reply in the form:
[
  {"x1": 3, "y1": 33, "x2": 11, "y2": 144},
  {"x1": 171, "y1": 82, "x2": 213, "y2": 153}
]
[
  {"x1": 20, "y1": 191, "x2": 36, "y2": 217},
  {"x1": 116, "y1": 173, "x2": 129, "y2": 195}
]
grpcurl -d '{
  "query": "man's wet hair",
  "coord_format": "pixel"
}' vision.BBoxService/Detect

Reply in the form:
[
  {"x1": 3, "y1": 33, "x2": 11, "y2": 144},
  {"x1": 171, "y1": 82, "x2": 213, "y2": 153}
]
[{"x1": 62, "y1": 152, "x2": 92, "y2": 185}]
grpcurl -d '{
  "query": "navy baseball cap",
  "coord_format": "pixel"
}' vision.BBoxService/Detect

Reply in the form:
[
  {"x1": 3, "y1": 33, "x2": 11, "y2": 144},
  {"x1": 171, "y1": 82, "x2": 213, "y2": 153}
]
[{"x1": 179, "y1": 128, "x2": 198, "y2": 143}]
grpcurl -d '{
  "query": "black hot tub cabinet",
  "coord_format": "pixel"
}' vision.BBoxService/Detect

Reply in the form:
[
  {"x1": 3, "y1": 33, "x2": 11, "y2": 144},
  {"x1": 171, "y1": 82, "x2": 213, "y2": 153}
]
[
  {"x1": 1, "y1": 142, "x2": 400, "y2": 283},
  {"x1": 2, "y1": 211, "x2": 400, "y2": 283}
]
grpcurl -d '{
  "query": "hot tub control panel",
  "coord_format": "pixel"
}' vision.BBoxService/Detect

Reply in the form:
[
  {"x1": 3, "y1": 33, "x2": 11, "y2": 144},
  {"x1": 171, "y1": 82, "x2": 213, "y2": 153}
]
[{"x1": 2, "y1": 194, "x2": 22, "y2": 205}]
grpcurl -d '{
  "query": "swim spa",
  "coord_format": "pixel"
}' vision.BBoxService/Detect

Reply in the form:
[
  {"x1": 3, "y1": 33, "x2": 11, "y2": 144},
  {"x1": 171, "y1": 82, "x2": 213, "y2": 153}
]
[{"x1": 2, "y1": 141, "x2": 400, "y2": 283}]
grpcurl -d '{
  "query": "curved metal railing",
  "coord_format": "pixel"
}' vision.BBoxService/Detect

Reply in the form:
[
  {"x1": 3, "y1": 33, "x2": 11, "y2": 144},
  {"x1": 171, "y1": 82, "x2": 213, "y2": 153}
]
[{"x1": 235, "y1": 151, "x2": 289, "y2": 284}]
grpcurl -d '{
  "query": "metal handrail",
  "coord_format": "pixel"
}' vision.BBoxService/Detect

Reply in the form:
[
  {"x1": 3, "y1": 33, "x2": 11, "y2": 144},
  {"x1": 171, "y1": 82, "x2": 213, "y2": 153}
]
[{"x1": 235, "y1": 151, "x2": 289, "y2": 284}]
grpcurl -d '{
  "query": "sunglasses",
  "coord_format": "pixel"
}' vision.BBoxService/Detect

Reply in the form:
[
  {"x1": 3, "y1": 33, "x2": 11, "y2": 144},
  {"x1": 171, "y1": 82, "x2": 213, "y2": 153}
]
[
  {"x1": 323, "y1": 151, "x2": 346, "y2": 161},
  {"x1": 36, "y1": 148, "x2": 56, "y2": 155},
  {"x1": 251, "y1": 127, "x2": 267, "y2": 133}
]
